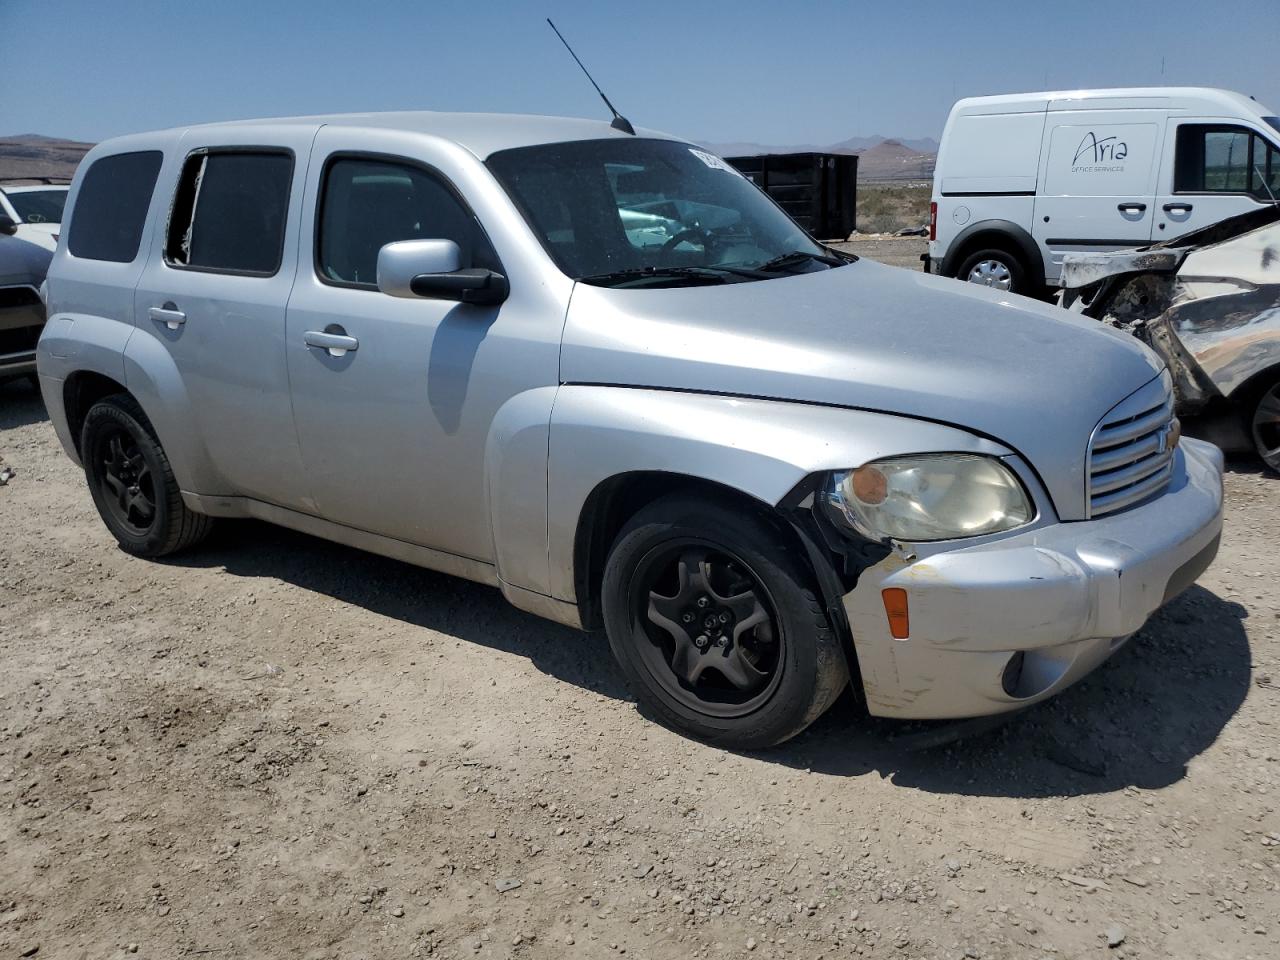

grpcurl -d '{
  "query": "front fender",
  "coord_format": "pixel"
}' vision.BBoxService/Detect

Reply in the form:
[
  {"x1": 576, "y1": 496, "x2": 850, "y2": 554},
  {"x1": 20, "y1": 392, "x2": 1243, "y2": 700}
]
[{"x1": 545, "y1": 386, "x2": 1010, "y2": 603}]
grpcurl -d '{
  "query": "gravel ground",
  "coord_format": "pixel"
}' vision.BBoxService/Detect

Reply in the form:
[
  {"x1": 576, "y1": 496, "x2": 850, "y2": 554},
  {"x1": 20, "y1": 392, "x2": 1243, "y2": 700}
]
[
  {"x1": 830, "y1": 236, "x2": 927, "y2": 271},
  {"x1": 2, "y1": 340, "x2": 1279, "y2": 960}
]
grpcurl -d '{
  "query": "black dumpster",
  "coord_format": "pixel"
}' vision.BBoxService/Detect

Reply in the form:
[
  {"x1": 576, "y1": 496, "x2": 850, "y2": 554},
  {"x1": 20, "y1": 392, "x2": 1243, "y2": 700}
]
[{"x1": 724, "y1": 152, "x2": 858, "y2": 240}]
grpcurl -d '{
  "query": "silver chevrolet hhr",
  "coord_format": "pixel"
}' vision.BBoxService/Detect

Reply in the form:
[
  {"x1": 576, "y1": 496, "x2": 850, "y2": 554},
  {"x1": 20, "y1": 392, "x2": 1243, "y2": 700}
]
[{"x1": 37, "y1": 112, "x2": 1224, "y2": 748}]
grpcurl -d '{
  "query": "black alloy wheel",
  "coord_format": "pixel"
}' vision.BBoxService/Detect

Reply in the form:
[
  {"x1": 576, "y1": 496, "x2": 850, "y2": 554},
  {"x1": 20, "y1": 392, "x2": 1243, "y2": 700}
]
[
  {"x1": 92, "y1": 424, "x2": 157, "y2": 537},
  {"x1": 602, "y1": 495, "x2": 849, "y2": 749},
  {"x1": 633, "y1": 540, "x2": 784, "y2": 718},
  {"x1": 80, "y1": 394, "x2": 214, "y2": 557}
]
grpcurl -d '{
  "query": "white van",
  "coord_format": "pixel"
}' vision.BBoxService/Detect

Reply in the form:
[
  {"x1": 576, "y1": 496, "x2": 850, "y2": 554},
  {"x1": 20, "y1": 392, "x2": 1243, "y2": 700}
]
[{"x1": 927, "y1": 87, "x2": 1280, "y2": 296}]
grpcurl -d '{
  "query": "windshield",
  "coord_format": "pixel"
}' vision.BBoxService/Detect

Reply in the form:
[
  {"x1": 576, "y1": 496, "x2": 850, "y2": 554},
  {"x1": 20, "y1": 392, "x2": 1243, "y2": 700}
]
[
  {"x1": 486, "y1": 138, "x2": 845, "y2": 287},
  {"x1": 6, "y1": 188, "x2": 68, "y2": 224},
  {"x1": 1265, "y1": 117, "x2": 1280, "y2": 137}
]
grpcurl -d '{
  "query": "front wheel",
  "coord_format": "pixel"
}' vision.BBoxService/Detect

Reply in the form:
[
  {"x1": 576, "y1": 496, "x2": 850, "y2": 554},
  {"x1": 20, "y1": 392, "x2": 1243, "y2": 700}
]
[
  {"x1": 602, "y1": 495, "x2": 849, "y2": 749},
  {"x1": 1251, "y1": 379, "x2": 1280, "y2": 474}
]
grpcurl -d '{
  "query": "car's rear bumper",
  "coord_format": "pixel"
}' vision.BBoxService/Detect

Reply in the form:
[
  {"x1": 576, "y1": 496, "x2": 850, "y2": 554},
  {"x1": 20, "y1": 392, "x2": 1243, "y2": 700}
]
[{"x1": 842, "y1": 437, "x2": 1224, "y2": 719}]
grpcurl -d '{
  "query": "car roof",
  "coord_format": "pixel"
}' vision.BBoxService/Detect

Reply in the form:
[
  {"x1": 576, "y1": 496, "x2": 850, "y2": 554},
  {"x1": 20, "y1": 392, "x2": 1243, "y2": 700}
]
[
  {"x1": 949, "y1": 87, "x2": 1275, "y2": 119},
  {"x1": 166, "y1": 111, "x2": 683, "y2": 160}
]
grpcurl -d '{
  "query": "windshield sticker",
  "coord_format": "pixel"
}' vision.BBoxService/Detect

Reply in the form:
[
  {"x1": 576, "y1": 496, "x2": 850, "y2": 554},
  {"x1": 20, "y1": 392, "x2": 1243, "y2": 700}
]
[{"x1": 689, "y1": 149, "x2": 741, "y2": 175}]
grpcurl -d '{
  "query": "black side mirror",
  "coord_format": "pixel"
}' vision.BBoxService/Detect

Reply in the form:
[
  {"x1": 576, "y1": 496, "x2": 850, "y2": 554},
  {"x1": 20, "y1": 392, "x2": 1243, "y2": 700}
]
[
  {"x1": 0, "y1": 214, "x2": 17, "y2": 236},
  {"x1": 410, "y1": 268, "x2": 509, "y2": 306}
]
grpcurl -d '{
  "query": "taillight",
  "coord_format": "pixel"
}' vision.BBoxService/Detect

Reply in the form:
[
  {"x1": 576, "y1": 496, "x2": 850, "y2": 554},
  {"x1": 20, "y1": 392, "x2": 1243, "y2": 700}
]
[{"x1": 929, "y1": 202, "x2": 938, "y2": 242}]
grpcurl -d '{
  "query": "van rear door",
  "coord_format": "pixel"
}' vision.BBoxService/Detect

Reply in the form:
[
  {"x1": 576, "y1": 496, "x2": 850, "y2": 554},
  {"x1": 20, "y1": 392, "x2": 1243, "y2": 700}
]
[
  {"x1": 1032, "y1": 107, "x2": 1163, "y2": 282},
  {"x1": 1152, "y1": 120, "x2": 1280, "y2": 241}
]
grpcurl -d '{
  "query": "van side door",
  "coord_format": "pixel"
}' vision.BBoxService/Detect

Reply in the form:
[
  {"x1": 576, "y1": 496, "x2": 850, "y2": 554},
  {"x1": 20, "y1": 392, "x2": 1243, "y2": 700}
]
[
  {"x1": 131, "y1": 124, "x2": 317, "y2": 510},
  {"x1": 1152, "y1": 120, "x2": 1280, "y2": 241},
  {"x1": 1031, "y1": 109, "x2": 1163, "y2": 283}
]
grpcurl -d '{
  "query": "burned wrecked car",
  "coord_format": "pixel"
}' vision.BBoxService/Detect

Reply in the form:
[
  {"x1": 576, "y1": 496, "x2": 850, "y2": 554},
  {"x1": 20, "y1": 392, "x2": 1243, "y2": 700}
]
[{"x1": 1063, "y1": 207, "x2": 1280, "y2": 472}]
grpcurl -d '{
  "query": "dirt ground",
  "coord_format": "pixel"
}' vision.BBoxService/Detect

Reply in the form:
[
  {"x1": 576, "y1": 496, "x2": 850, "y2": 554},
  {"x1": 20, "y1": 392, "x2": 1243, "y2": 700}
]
[{"x1": 2, "y1": 266, "x2": 1279, "y2": 959}]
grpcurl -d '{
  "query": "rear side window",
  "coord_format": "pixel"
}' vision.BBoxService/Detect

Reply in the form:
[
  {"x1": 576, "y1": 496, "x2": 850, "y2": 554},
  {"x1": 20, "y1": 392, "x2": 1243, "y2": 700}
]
[
  {"x1": 316, "y1": 156, "x2": 498, "y2": 287},
  {"x1": 165, "y1": 150, "x2": 293, "y2": 275},
  {"x1": 1174, "y1": 125, "x2": 1280, "y2": 198},
  {"x1": 67, "y1": 151, "x2": 163, "y2": 262}
]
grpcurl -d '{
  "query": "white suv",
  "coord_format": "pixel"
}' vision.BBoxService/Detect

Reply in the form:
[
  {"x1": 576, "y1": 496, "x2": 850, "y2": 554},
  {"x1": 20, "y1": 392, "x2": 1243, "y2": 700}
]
[{"x1": 0, "y1": 180, "x2": 70, "y2": 251}]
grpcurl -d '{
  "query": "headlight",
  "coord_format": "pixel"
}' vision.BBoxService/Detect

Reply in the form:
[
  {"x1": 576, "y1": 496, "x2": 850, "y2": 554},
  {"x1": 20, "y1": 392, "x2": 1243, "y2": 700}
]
[{"x1": 823, "y1": 454, "x2": 1033, "y2": 543}]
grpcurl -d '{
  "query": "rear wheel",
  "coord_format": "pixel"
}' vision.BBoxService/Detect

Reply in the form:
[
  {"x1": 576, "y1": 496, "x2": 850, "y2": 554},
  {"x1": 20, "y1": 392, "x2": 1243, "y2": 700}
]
[
  {"x1": 81, "y1": 394, "x2": 214, "y2": 556},
  {"x1": 602, "y1": 495, "x2": 849, "y2": 749},
  {"x1": 1251, "y1": 379, "x2": 1280, "y2": 473},
  {"x1": 955, "y1": 247, "x2": 1030, "y2": 296}
]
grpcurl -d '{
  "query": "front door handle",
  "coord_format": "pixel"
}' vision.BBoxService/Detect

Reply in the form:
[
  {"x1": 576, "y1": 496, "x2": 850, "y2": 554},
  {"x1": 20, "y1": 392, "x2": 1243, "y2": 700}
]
[
  {"x1": 304, "y1": 329, "x2": 359, "y2": 357},
  {"x1": 148, "y1": 303, "x2": 186, "y2": 330},
  {"x1": 1117, "y1": 202, "x2": 1147, "y2": 214},
  {"x1": 1163, "y1": 202, "x2": 1194, "y2": 214}
]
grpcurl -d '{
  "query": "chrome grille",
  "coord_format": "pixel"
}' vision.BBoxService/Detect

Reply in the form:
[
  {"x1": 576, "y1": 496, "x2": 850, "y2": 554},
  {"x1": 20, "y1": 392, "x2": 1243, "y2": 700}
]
[{"x1": 1087, "y1": 372, "x2": 1177, "y2": 518}]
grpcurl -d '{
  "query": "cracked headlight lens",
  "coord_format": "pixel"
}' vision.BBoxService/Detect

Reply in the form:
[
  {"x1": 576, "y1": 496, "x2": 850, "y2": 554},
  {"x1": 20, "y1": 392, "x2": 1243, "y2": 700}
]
[{"x1": 823, "y1": 454, "x2": 1033, "y2": 543}]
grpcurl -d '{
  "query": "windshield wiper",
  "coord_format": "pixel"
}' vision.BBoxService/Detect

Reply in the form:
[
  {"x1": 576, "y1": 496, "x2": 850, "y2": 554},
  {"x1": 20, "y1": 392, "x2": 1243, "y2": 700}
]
[
  {"x1": 756, "y1": 250, "x2": 848, "y2": 273},
  {"x1": 579, "y1": 266, "x2": 747, "y2": 287}
]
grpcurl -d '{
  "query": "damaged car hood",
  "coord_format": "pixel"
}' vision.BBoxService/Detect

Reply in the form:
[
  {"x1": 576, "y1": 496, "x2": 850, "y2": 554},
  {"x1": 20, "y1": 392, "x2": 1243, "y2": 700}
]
[{"x1": 562, "y1": 259, "x2": 1164, "y2": 520}]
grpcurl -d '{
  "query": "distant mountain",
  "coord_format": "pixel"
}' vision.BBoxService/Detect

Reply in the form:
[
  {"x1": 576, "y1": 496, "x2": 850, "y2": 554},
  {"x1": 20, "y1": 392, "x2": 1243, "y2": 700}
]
[
  {"x1": 0, "y1": 134, "x2": 94, "y2": 181},
  {"x1": 701, "y1": 133, "x2": 937, "y2": 181}
]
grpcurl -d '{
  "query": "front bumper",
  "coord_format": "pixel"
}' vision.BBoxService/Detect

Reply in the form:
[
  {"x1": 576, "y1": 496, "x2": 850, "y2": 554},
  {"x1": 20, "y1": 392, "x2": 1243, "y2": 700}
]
[{"x1": 842, "y1": 437, "x2": 1224, "y2": 719}]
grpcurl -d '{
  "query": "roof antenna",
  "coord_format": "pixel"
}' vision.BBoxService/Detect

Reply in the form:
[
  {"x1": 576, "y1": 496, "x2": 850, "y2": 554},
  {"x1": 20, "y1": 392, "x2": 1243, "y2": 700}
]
[{"x1": 546, "y1": 18, "x2": 635, "y2": 135}]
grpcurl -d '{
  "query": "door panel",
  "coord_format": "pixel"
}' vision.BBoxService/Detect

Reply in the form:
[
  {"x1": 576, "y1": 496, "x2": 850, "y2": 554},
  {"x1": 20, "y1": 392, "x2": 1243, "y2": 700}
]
[
  {"x1": 284, "y1": 132, "x2": 562, "y2": 562},
  {"x1": 133, "y1": 125, "x2": 318, "y2": 509},
  {"x1": 1152, "y1": 120, "x2": 1278, "y2": 242},
  {"x1": 1032, "y1": 113, "x2": 1162, "y2": 281}
]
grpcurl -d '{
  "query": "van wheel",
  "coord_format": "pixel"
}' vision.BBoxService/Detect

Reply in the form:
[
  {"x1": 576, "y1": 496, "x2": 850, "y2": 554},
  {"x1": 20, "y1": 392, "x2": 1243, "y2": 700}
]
[
  {"x1": 601, "y1": 495, "x2": 849, "y2": 749},
  {"x1": 81, "y1": 394, "x2": 214, "y2": 557},
  {"x1": 956, "y1": 248, "x2": 1028, "y2": 295},
  {"x1": 1251, "y1": 379, "x2": 1280, "y2": 474}
]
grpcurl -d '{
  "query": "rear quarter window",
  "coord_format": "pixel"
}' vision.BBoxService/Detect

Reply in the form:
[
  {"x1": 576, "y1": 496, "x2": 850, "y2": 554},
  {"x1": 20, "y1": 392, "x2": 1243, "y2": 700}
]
[{"x1": 67, "y1": 151, "x2": 164, "y2": 263}]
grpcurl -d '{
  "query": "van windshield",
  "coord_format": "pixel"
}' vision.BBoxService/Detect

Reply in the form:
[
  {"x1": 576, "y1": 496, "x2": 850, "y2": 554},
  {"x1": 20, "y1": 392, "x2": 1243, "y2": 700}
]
[{"x1": 485, "y1": 138, "x2": 848, "y2": 288}]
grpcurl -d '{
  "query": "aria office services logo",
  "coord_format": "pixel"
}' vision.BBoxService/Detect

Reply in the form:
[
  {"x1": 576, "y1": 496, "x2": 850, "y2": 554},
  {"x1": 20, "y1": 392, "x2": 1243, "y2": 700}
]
[{"x1": 1071, "y1": 131, "x2": 1129, "y2": 174}]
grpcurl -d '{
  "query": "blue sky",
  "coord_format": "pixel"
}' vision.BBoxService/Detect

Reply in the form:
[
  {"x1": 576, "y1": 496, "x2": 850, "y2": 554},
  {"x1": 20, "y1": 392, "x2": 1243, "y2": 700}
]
[{"x1": 3, "y1": 0, "x2": 1279, "y2": 146}]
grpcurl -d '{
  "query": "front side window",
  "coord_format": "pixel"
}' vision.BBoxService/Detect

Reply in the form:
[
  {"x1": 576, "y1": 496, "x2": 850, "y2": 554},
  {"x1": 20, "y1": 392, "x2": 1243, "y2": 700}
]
[
  {"x1": 1175, "y1": 125, "x2": 1280, "y2": 199},
  {"x1": 7, "y1": 189, "x2": 68, "y2": 224},
  {"x1": 486, "y1": 138, "x2": 843, "y2": 288},
  {"x1": 165, "y1": 150, "x2": 293, "y2": 275},
  {"x1": 67, "y1": 151, "x2": 163, "y2": 263},
  {"x1": 316, "y1": 157, "x2": 498, "y2": 287}
]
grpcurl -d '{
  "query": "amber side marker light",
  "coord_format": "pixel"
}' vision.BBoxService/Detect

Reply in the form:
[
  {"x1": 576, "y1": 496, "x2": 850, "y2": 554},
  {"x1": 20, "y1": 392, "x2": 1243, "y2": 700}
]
[{"x1": 882, "y1": 588, "x2": 910, "y2": 639}]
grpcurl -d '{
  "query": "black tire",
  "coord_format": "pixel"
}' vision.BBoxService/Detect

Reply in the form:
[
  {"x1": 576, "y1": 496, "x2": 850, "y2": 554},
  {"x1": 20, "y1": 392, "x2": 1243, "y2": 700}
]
[
  {"x1": 80, "y1": 393, "x2": 214, "y2": 557},
  {"x1": 955, "y1": 247, "x2": 1031, "y2": 296},
  {"x1": 1250, "y1": 378, "x2": 1280, "y2": 474},
  {"x1": 602, "y1": 495, "x2": 849, "y2": 749}
]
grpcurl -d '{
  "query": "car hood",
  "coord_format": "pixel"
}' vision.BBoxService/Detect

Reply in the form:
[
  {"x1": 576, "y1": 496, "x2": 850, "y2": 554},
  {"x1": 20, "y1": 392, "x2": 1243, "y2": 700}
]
[
  {"x1": 561, "y1": 259, "x2": 1165, "y2": 520},
  {"x1": 0, "y1": 233, "x2": 53, "y2": 286}
]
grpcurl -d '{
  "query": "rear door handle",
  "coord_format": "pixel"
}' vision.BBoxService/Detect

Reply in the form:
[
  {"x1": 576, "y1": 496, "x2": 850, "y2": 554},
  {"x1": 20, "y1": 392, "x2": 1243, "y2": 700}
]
[
  {"x1": 148, "y1": 304, "x2": 186, "y2": 329},
  {"x1": 1117, "y1": 202, "x2": 1147, "y2": 214},
  {"x1": 1163, "y1": 202, "x2": 1194, "y2": 213},
  {"x1": 304, "y1": 329, "x2": 359, "y2": 357}
]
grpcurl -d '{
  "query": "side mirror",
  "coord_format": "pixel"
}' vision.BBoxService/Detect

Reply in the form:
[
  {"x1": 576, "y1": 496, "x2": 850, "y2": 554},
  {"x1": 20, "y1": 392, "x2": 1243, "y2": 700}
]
[
  {"x1": 377, "y1": 238, "x2": 509, "y2": 306},
  {"x1": 0, "y1": 214, "x2": 17, "y2": 236}
]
